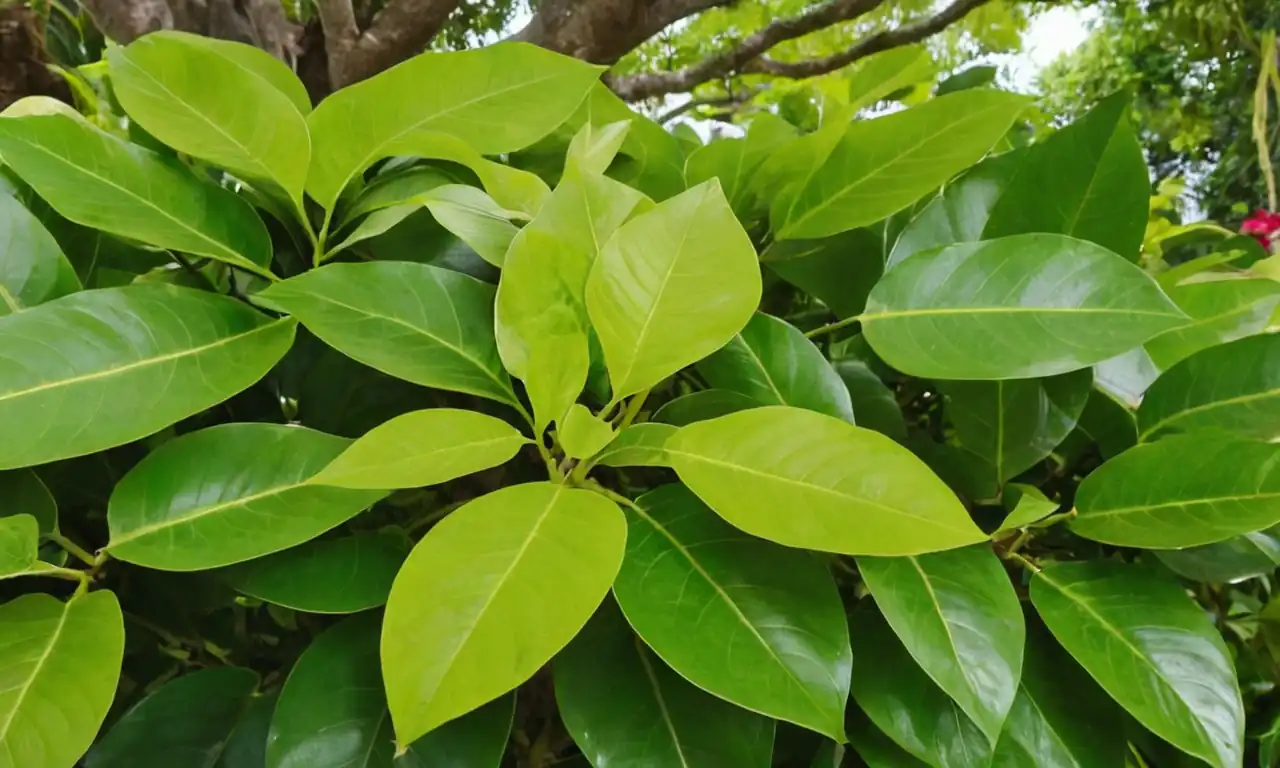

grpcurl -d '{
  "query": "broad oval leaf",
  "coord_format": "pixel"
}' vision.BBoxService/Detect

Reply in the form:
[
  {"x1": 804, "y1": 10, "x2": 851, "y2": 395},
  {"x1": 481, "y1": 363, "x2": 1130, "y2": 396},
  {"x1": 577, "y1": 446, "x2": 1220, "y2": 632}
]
[
  {"x1": 586, "y1": 180, "x2": 761, "y2": 400},
  {"x1": 1072, "y1": 433, "x2": 1280, "y2": 549},
  {"x1": 306, "y1": 43, "x2": 601, "y2": 210},
  {"x1": 269, "y1": 613, "x2": 513, "y2": 768},
  {"x1": 0, "y1": 591, "x2": 123, "y2": 768},
  {"x1": 107, "y1": 423, "x2": 386, "y2": 571},
  {"x1": 859, "y1": 546, "x2": 1025, "y2": 743},
  {"x1": 1143, "y1": 278, "x2": 1280, "y2": 370},
  {"x1": 1030, "y1": 561, "x2": 1244, "y2": 768},
  {"x1": 382, "y1": 482, "x2": 625, "y2": 746},
  {"x1": 773, "y1": 90, "x2": 1029, "y2": 240},
  {"x1": 220, "y1": 531, "x2": 411, "y2": 614},
  {"x1": 258, "y1": 261, "x2": 518, "y2": 408},
  {"x1": 668, "y1": 406, "x2": 984, "y2": 555},
  {"x1": 526, "y1": 331, "x2": 589, "y2": 433},
  {"x1": 1139, "y1": 334, "x2": 1280, "y2": 442},
  {"x1": 596, "y1": 423, "x2": 677, "y2": 468},
  {"x1": 698, "y1": 313, "x2": 854, "y2": 422},
  {"x1": 862, "y1": 234, "x2": 1187, "y2": 380},
  {"x1": 1155, "y1": 527, "x2": 1280, "y2": 583},
  {"x1": 0, "y1": 114, "x2": 274, "y2": 277},
  {"x1": 86, "y1": 667, "x2": 259, "y2": 767},
  {"x1": 0, "y1": 192, "x2": 79, "y2": 315},
  {"x1": 0, "y1": 284, "x2": 295, "y2": 470},
  {"x1": 311, "y1": 408, "x2": 528, "y2": 489},
  {"x1": 612, "y1": 484, "x2": 851, "y2": 739},
  {"x1": 149, "y1": 30, "x2": 310, "y2": 113},
  {"x1": 109, "y1": 32, "x2": 310, "y2": 207}
]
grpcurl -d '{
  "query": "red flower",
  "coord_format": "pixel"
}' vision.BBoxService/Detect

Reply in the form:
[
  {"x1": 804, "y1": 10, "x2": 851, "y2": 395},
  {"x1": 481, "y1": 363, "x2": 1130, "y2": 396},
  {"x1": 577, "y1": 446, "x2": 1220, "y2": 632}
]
[{"x1": 1242, "y1": 209, "x2": 1280, "y2": 248}]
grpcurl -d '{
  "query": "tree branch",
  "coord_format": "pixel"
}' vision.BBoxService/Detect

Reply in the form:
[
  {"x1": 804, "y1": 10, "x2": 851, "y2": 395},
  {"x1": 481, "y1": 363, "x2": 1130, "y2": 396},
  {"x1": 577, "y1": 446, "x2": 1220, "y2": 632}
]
[
  {"x1": 657, "y1": 85, "x2": 762, "y2": 123},
  {"x1": 319, "y1": 0, "x2": 462, "y2": 87},
  {"x1": 512, "y1": 0, "x2": 734, "y2": 63}
]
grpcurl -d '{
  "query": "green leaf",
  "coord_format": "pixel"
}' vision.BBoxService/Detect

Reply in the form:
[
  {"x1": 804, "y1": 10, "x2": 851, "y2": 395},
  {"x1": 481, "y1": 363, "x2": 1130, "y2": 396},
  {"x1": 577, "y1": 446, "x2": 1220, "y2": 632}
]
[
  {"x1": 107, "y1": 424, "x2": 386, "y2": 571},
  {"x1": 668, "y1": 406, "x2": 984, "y2": 555},
  {"x1": 762, "y1": 229, "x2": 885, "y2": 320},
  {"x1": 1139, "y1": 333, "x2": 1280, "y2": 441},
  {"x1": 596, "y1": 423, "x2": 676, "y2": 468},
  {"x1": 219, "y1": 531, "x2": 410, "y2": 614},
  {"x1": 382, "y1": 482, "x2": 624, "y2": 746},
  {"x1": 221, "y1": 691, "x2": 277, "y2": 768},
  {"x1": 564, "y1": 84, "x2": 686, "y2": 201},
  {"x1": 983, "y1": 92, "x2": 1148, "y2": 260},
  {"x1": 415, "y1": 185, "x2": 521, "y2": 267},
  {"x1": 773, "y1": 90, "x2": 1029, "y2": 240},
  {"x1": 996, "y1": 484, "x2": 1058, "y2": 533},
  {"x1": 0, "y1": 115, "x2": 274, "y2": 278},
  {"x1": 1030, "y1": 561, "x2": 1244, "y2": 768},
  {"x1": 684, "y1": 113, "x2": 795, "y2": 220},
  {"x1": 0, "y1": 192, "x2": 79, "y2": 314},
  {"x1": 936, "y1": 66, "x2": 999, "y2": 96},
  {"x1": 556, "y1": 597, "x2": 774, "y2": 768},
  {"x1": 559, "y1": 404, "x2": 615, "y2": 460},
  {"x1": 652, "y1": 389, "x2": 758, "y2": 426},
  {"x1": 268, "y1": 613, "x2": 512, "y2": 768},
  {"x1": 848, "y1": 603, "x2": 993, "y2": 768},
  {"x1": 846, "y1": 709, "x2": 930, "y2": 768},
  {"x1": 0, "y1": 591, "x2": 123, "y2": 768},
  {"x1": 699, "y1": 313, "x2": 854, "y2": 422},
  {"x1": 612, "y1": 484, "x2": 850, "y2": 738},
  {"x1": 939, "y1": 369, "x2": 1092, "y2": 483},
  {"x1": 845, "y1": 45, "x2": 937, "y2": 113},
  {"x1": 1094, "y1": 346, "x2": 1160, "y2": 409},
  {"x1": 0, "y1": 514, "x2": 38, "y2": 578},
  {"x1": 108, "y1": 32, "x2": 310, "y2": 208},
  {"x1": 0, "y1": 469, "x2": 57, "y2": 534},
  {"x1": 340, "y1": 167, "x2": 453, "y2": 224},
  {"x1": 526, "y1": 332, "x2": 589, "y2": 433},
  {"x1": 566, "y1": 120, "x2": 631, "y2": 176},
  {"x1": 1155, "y1": 527, "x2": 1280, "y2": 583},
  {"x1": 587, "y1": 179, "x2": 760, "y2": 400},
  {"x1": 862, "y1": 234, "x2": 1187, "y2": 380},
  {"x1": 832, "y1": 358, "x2": 907, "y2": 441},
  {"x1": 1071, "y1": 433, "x2": 1280, "y2": 549},
  {"x1": 306, "y1": 43, "x2": 601, "y2": 211},
  {"x1": 1078, "y1": 389, "x2": 1138, "y2": 459},
  {"x1": 152, "y1": 31, "x2": 310, "y2": 114},
  {"x1": 87, "y1": 667, "x2": 259, "y2": 767},
  {"x1": 990, "y1": 622, "x2": 1127, "y2": 767},
  {"x1": 310, "y1": 408, "x2": 528, "y2": 490},
  {"x1": 0, "y1": 284, "x2": 294, "y2": 470},
  {"x1": 258, "y1": 261, "x2": 518, "y2": 408},
  {"x1": 1144, "y1": 278, "x2": 1280, "y2": 369},
  {"x1": 859, "y1": 546, "x2": 1024, "y2": 742}
]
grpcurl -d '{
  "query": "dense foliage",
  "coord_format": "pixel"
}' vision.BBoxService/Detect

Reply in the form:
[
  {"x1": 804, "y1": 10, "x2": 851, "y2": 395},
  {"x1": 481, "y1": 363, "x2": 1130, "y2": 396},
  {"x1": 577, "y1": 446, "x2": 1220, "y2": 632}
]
[{"x1": 4, "y1": 28, "x2": 1280, "y2": 768}]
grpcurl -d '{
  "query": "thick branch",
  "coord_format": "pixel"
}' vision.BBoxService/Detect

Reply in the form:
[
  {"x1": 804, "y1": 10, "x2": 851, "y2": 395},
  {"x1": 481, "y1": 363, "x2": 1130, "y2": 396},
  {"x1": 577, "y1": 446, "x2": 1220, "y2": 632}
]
[
  {"x1": 512, "y1": 0, "x2": 733, "y2": 63},
  {"x1": 320, "y1": 0, "x2": 462, "y2": 87}
]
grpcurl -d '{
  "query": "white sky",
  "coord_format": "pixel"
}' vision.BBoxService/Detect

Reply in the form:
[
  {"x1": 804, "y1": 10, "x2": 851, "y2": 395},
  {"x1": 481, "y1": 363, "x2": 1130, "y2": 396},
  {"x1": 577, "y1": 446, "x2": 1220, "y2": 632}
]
[{"x1": 1003, "y1": 5, "x2": 1096, "y2": 91}]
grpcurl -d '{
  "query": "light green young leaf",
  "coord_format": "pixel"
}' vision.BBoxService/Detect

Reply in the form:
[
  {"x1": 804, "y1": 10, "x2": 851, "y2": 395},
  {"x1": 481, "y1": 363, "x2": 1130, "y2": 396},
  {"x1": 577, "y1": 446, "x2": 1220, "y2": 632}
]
[
  {"x1": 566, "y1": 84, "x2": 686, "y2": 201},
  {"x1": 1143, "y1": 278, "x2": 1280, "y2": 370},
  {"x1": 1030, "y1": 561, "x2": 1243, "y2": 768},
  {"x1": 845, "y1": 45, "x2": 937, "y2": 113},
  {"x1": 311, "y1": 408, "x2": 528, "y2": 490},
  {"x1": 526, "y1": 331, "x2": 589, "y2": 434},
  {"x1": 668, "y1": 406, "x2": 984, "y2": 555},
  {"x1": 862, "y1": 234, "x2": 1188, "y2": 380},
  {"x1": 996, "y1": 485, "x2": 1058, "y2": 533},
  {"x1": 107, "y1": 424, "x2": 385, "y2": 571},
  {"x1": 0, "y1": 591, "x2": 124, "y2": 768},
  {"x1": 566, "y1": 120, "x2": 631, "y2": 175},
  {"x1": 587, "y1": 179, "x2": 760, "y2": 400},
  {"x1": 559, "y1": 404, "x2": 615, "y2": 460},
  {"x1": 382, "y1": 482, "x2": 624, "y2": 747},
  {"x1": 0, "y1": 284, "x2": 295, "y2": 470},
  {"x1": 153, "y1": 30, "x2": 310, "y2": 113},
  {"x1": 596, "y1": 423, "x2": 677, "y2": 468},
  {"x1": 306, "y1": 43, "x2": 600, "y2": 211},
  {"x1": 0, "y1": 114, "x2": 274, "y2": 278},
  {"x1": 416, "y1": 184, "x2": 521, "y2": 267},
  {"x1": 0, "y1": 192, "x2": 79, "y2": 315},
  {"x1": 339, "y1": 166, "x2": 453, "y2": 225}
]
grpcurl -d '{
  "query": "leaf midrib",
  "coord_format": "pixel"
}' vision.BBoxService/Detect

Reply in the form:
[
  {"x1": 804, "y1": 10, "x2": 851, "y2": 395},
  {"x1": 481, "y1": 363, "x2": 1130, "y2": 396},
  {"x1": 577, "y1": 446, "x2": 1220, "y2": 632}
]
[
  {"x1": 634, "y1": 637, "x2": 692, "y2": 768},
  {"x1": 1140, "y1": 387, "x2": 1280, "y2": 440},
  {"x1": 1079, "y1": 490, "x2": 1280, "y2": 521},
  {"x1": 0, "y1": 601, "x2": 71, "y2": 742},
  {"x1": 861, "y1": 306, "x2": 1184, "y2": 322}
]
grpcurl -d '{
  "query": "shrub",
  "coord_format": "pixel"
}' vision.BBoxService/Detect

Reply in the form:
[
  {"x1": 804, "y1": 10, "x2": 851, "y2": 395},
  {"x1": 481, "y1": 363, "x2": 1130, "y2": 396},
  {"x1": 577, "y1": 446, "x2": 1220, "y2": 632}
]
[{"x1": 0, "y1": 30, "x2": 1273, "y2": 768}]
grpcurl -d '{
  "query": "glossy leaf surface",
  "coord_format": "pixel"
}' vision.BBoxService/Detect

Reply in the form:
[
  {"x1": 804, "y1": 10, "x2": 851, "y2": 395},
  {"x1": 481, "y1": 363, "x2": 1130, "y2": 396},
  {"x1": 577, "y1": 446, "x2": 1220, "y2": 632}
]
[
  {"x1": 1139, "y1": 334, "x2": 1280, "y2": 441},
  {"x1": 1144, "y1": 278, "x2": 1280, "y2": 370},
  {"x1": 596, "y1": 423, "x2": 676, "y2": 468},
  {"x1": 833, "y1": 358, "x2": 907, "y2": 441},
  {"x1": 0, "y1": 192, "x2": 78, "y2": 315}
]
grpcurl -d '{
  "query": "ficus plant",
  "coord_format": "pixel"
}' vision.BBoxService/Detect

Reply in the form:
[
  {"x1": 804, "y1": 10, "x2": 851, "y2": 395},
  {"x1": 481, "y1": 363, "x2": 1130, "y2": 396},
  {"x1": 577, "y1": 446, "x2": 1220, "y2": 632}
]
[{"x1": 2, "y1": 28, "x2": 1280, "y2": 768}]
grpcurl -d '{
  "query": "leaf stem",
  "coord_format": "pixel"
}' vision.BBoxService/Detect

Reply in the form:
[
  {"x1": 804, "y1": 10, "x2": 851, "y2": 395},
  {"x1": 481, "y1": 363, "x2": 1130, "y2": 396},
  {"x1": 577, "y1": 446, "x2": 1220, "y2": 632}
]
[
  {"x1": 1002, "y1": 550, "x2": 1041, "y2": 574},
  {"x1": 584, "y1": 479, "x2": 641, "y2": 512},
  {"x1": 616, "y1": 389, "x2": 651, "y2": 431},
  {"x1": 49, "y1": 533, "x2": 97, "y2": 567},
  {"x1": 804, "y1": 314, "x2": 863, "y2": 339},
  {"x1": 1029, "y1": 507, "x2": 1078, "y2": 529}
]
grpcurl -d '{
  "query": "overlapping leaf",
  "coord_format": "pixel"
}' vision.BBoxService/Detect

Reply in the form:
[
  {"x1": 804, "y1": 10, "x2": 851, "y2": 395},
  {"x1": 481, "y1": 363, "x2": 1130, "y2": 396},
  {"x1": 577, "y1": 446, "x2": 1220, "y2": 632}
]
[
  {"x1": 0, "y1": 192, "x2": 79, "y2": 315},
  {"x1": 1139, "y1": 334, "x2": 1280, "y2": 441}
]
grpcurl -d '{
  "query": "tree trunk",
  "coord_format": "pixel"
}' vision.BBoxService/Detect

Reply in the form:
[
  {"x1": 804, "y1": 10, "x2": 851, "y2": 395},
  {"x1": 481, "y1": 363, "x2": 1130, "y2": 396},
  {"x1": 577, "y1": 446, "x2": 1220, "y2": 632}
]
[{"x1": 0, "y1": 5, "x2": 72, "y2": 111}]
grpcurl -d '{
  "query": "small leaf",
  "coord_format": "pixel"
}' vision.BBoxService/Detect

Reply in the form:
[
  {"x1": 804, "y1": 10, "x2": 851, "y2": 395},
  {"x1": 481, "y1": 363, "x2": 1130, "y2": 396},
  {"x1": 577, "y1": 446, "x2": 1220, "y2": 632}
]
[
  {"x1": 668, "y1": 406, "x2": 984, "y2": 555},
  {"x1": 310, "y1": 408, "x2": 528, "y2": 490},
  {"x1": 556, "y1": 598, "x2": 774, "y2": 768},
  {"x1": 596, "y1": 423, "x2": 676, "y2": 468},
  {"x1": 108, "y1": 424, "x2": 385, "y2": 571},
  {"x1": 526, "y1": 332, "x2": 589, "y2": 433},
  {"x1": 382, "y1": 482, "x2": 624, "y2": 746},
  {"x1": 1139, "y1": 334, "x2": 1280, "y2": 441},
  {"x1": 559, "y1": 404, "x2": 615, "y2": 460},
  {"x1": 0, "y1": 192, "x2": 79, "y2": 315},
  {"x1": 1030, "y1": 561, "x2": 1244, "y2": 768},
  {"x1": 1143, "y1": 278, "x2": 1280, "y2": 369},
  {"x1": 0, "y1": 514, "x2": 38, "y2": 578},
  {"x1": 652, "y1": 389, "x2": 758, "y2": 426},
  {"x1": 996, "y1": 485, "x2": 1057, "y2": 533}
]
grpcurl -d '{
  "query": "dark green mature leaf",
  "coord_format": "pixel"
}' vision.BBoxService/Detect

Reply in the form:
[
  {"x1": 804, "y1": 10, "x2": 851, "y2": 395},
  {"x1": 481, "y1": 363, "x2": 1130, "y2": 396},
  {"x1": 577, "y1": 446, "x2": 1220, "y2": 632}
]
[
  {"x1": 306, "y1": 42, "x2": 601, "y2": 211},
  {"x1": 653, "y1": 389, "x2": 758, "y2": 426},
  {"x1": 87, "y1": 667, "x2": 259, "y2": 767},
  {"x1": 220, "y1": 531, "x2": 410, "y2": 614},
  {"x1": 612, "y1": 485, "x2": 851, "y2": 739},
  {"x1": 699, "y1": 313, "x2": 854, "y2": 422},
  {"x1": 596, "y1": 423, "x2": 676, "y2": 468},
  {"x1": 268, "y1": 613, "x2": 513, "y2": 768},
  {"x1": 862, "y1": 234, "x2": 1187, "y2": 380},
  {"x1": 587, "y1": 180, "x2": 760, "y2": 400},
  {"x1": 940, "y1": 369, "x2": 1092, "y2": 483},
  {"x1": 983, "y1": 92, "x2": 1148, "y2": 260},
  {"x1": 668, "y1": 406, "x2": 984, "y2": 555},
  {"x1": 1155, "y1": 527, "x2": 1280, "y2": 583},
  {"x1": 0, "y1": 192, "x2": 78, "y2": 314},
  {"x1": 258, "y1": 261, "x2": 519, "y2": 409},
  {"x1": 382, "y1": 482, "x2": 624, "y2": 747},
  {"x1": 1072, "y1": 433, "x2": 1280, "y2": 549},
  {"x1": 762, "y1": 228, "x2": 885, "y2": 320},
  {"x1": 0, "y1": 591, "x2": 123, "y2": 768},
  {"x1": 1030, "y1": 561, "x2": 1244, "y2": 768},
  {"x1": 0, "y1": 284, "x2": 294, "y2": 470},
  {"x1": 220, "y1": 691, "x2": 277, "y2": 768},
  {"x1": 107, "y1": 424, "x2": 385, "y2": 571},
  {"x1": 833, "y1": 358, "x2": 907, "y2": 441},
  {"x1": 772, "y1": 90, "x2": 1028, "y2": 240},
  {"x1": 1144, "y1": 278, "x2": 1280, "y2": 370},
  {"x1": 859, "y1": 546, "x2": 1024, "y2": 743},
  {"x1": 1077, "y1": 389, "x2": 1138, "y2": 459},
  {"x1": 557, "y1": 597, "x2": 774, "y2": 768},
  {"x1": 0, "y1": 115, "x2": 274, "y2": 277},
  {"x1": 1139, "y1": 334, "x2": 1280, "y2": 441},
  {"x1": 848, "y1": 603, "x2": 993, "y2": 768},
  {"x1": 846, "y1": 708, "x2": 930, "y2": 768},
  {"x1": 0, "y1": 469, "x2": 56, "y2": 533},
  {"x1": 990, "y1": 622, "x2": 1127, "y2": 767}
]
